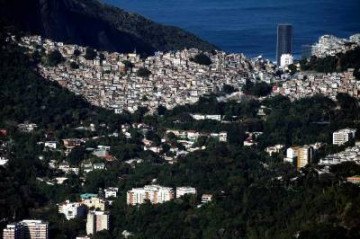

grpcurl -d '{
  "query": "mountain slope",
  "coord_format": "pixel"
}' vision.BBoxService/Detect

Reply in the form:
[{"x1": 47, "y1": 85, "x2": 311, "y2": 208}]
[{"x1": 0, "y1": 0, "x2": 217, "y2": 55}]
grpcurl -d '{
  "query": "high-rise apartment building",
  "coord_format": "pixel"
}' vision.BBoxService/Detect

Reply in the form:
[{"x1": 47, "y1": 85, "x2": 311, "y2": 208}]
[
  {"x1": 284, "y1": 145, "x2": 314, "y2": 169},
  {"x1": 2, "y1": 224, "x2": 23, "y2": 239},
  {"x1": 2, "y1": 220, "x2": 48, "y2": 239},
  {"x1": 277, "y1": 24, "x2": 293, "y2": 65},
  {"x1": 127, "y1": 185, "x2": 174, "y2": 205},
  {"x1": 297, "y1": 146, "x2": 314, "y2": 169},
  {"x1": 333, "y1": 128, "x2": 357, "y2": 145},
  {"x1": 86, "y1": 211, "x2": 110, "y2": 236}
]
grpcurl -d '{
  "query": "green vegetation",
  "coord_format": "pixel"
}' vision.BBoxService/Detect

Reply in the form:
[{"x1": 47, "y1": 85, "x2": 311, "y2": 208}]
[
  {"x1": 190, "y1": 53, "x2": 212, "y2": 66},
  {"x1": 84, "y1": 47, "x2": 97, "y2": 61},
  {"x1": 300, "y1": 47, "x2": 360, "y2": 79},
  {"x1": 137, "y1": 67, "x2": 151, "y2": 77},
  {"x1": 70, "y1": 61, "x2": 79, "y2": 69},
  {"x1": 242, "y1": 80, "x2": 272, "y2": 97},
  {"x1": 122, "y1": 60, "x2": 134, "y2": 69},
  {"x1": 46, "y1": 50, "x2": 65, "y2": 67}
]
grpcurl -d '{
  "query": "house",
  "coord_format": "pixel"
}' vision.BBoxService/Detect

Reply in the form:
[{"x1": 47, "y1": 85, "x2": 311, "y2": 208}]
[
  {"x1": 44, "y1": 141, "x2": 58, "y2": 150},
  {"x1": 104, "y1": 187, "x2": 118, "y2": 199},
  {"x1": 201, "y1": 194, "x2": 213, "y2": 203},
  {"x1": 58, "y1": 201, "x2": 86, "y2": 220},
  {"x1": 176, "y1": 187, "x2": 197, "y2": 198},
  {"x1": 93, "y1": 163, "x2": 105, "y2": 170}
]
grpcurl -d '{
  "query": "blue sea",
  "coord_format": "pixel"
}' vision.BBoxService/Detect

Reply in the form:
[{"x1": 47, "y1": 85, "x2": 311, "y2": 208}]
[{"x1": 104, "y1": 0, "x2": 360, "y2": 60}]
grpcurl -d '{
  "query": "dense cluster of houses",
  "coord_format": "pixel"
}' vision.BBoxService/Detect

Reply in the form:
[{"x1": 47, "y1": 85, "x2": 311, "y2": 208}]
[
  {"x1": 311, "y1": 34, "x2": 360, "y2": 58},
  {"x1": 15, "y1": 35, "x2": 276, "y2": 114},
  {"x1": 274, "y1": 69, "x2": 360, "y2": 101}
]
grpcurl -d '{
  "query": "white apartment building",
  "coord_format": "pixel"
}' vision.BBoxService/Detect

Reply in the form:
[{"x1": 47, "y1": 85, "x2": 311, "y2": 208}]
[
  {"x1": 333, "y1": 128, "x2": 357, "y2": 145},
  {"x1": 104, "y1": 187, "x2": 118, "y2": 199},
  {"x1": 176, "y1": 187, "x2": 197, "y2": 198},
  {"x1": 58, "y1": 201, "x2": 86, "y2": 220},
  {"x1": 86, "y1": 211, "x2": 110, "y2": 235},
  {"x1": 126, "y1": 185, "x2": 174, "y2": 205},
  {"x1": 280, "y1": 54, "x2": 294, "y2": 69},
  {"x1": 284, "y1": 147, "x2": 299, "y2": 163}
]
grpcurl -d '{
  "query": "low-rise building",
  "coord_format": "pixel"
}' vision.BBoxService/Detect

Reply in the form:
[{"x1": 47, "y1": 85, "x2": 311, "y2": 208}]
[
  {"x1": 265, "y1": 144, "x2": 285, "y2": 156},
  {"x1": 201, "y1": 194, "x2": 213, "y2": 204},
  {"x1": 82, "y1": 196, "x2": 106, "y2": 211},
  {"x1": 176, "y1": 187, "x2": 197, "y2": 198},
  {"x1": 347, "y1": 176, "x2": 360, "y2": 184},
  {"x1": 104, "y1": 187, "x2": 118, "y2": 199},
  {"x1": 58, "y1": 201, "x2": 87, "y2": 220}
]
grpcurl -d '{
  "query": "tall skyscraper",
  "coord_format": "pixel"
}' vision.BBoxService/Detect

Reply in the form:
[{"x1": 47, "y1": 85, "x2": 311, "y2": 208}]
[{"x1": 276, "y1": 24, "x2": 293, "y2": 65}]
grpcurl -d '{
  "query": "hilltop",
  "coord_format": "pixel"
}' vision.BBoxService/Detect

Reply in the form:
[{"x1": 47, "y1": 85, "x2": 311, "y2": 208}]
[{"x1": 0, "y1": 0, "x2": 217, "y2": 55}]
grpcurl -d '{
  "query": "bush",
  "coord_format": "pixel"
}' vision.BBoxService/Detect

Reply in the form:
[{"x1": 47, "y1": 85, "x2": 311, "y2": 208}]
[
  {"x1": 137, "y1": 67, "x2": 151, "y2": 77},
  {"x1": 84, "y1": 47, "x2": 97, "y2": 60},
  {"x1": 47, "y1": 50, "x2": 64, "y2": 66},
  {"x1": 70, "y1": 61, "x2": 79, "y2": 69},
  {"x1": 190, "y1": 53, "x2": 212, "y2": 66}
]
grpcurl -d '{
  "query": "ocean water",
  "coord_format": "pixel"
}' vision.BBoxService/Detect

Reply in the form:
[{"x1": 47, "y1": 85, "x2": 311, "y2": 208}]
[{"x1": 104, "y1": 0, "x2": 360, "y2": 60}]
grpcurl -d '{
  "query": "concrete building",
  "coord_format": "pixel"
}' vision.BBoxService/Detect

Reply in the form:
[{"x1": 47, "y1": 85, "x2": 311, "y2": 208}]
[
  {"x1": 265, "y1": 144, "x2": 285, "y2": 156},
  {"x1": 3, "y1": 220, "x2": 49, "y2": 239},
  {"x1": 82, "y1": 197, "x2": 106, "y2": 211},
  {"x1": 284, "y1": 146, "x2": 300, "y2": 163},
  {"x1": 176, "y1": 187, "x2": 197, "y2": 198},
  {"x1": 333, "y1": 128, "x2": 357, "y2": 145},
  {"x1": 201, "y1": 194, "x2": 213, "y2": 204},
  {"x1": 21, "y1": 220, "x2": 48, "y2": 239},
  {"x1": 104, "y1": 187, "x2": 118, "y2": 199},
  {"x1": 126, "y1": 185, "x2": 174, "y2": 205},
  {"x1": 280, "y1": 54, "x2": 294, "y2": 68},
  {"x1": 58, "y1": 201, "x2": 86, "y2": 220},
  {"x1": 297, "y1": 145, "x2": 314, "y2": 169},
  {"x1": 86, "y1": 211, "x2": 109, "y2": 235},
  {"x1": 276, "y1": 24, "x2": 293, "y2": 65},
  {"x1": 2, "y1": 224, "x2": 23, "y2": 239},
  {"x1": 284, "y1": 146, "x2": 314, "y2": 168}
]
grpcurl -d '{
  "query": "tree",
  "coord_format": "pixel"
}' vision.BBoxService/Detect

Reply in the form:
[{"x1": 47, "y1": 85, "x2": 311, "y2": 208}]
[
  {"x1": 157, "y1": 105, "x2": 167, "y2": 115},
  {"x1": 70, "y1": 62, "x2": 79, "y2": 69},
  {"x1": 47, "y1": 50, "x2": 64, "y2": 66},
  {"x1": 242, "y1": 80, "x2": 272, "y2": 97},
  {"x1": 73, "y1": 49, "x2": 81, "y2": 57},
  {"x1": 84, "y1": 47, "x2": 97, "y2": 60},
  {"x1": 137, "y1": 67, "x2": 151, "y2": 77},
  {"x1": 122, "y1": 60, "x2": 134, "y2": 69},
  {"x1": 67, "y1": 146, "x2": 86, "y2": 166},
  {"x1": 222, "y1": 84, "x2": 236, "y2": 94},
  {"x1": 190, "y1": 53, "x2": 212, "y2": 66}
]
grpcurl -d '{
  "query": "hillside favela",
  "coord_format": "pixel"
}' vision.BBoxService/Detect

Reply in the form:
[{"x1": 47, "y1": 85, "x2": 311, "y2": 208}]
[{"x1": 0, "y1": 0, "x2": 360, "y2": 239}]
